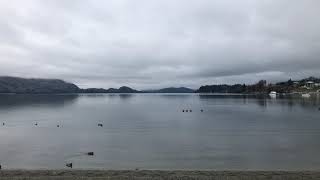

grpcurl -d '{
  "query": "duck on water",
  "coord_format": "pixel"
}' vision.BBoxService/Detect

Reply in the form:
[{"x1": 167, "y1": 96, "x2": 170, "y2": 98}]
[{"x1": 66, "y1": 163, "x2": 73, "y2": 168}]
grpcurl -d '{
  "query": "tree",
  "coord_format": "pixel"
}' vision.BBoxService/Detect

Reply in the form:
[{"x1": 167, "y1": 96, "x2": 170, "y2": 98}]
[{"x1": 287, "y1": 79, "x2": 294, "y2": 86}]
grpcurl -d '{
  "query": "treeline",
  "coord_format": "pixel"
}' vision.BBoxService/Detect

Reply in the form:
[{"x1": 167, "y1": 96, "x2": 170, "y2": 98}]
[
  {"x1": 80, "y1": 86, "x2": 140, "y2": 93},
  {"x1": 195, "y1": 80, "x2": 268, "y2": 94},
  {"x1": 196, "y1": 77, "x2": 320, "y2": 94},
  {"x1": 1, "y1": 76, "x2": 320, "y2": 94},
  {"x1": 0, "y1": 76, "x2": 140, "y2": 94}
]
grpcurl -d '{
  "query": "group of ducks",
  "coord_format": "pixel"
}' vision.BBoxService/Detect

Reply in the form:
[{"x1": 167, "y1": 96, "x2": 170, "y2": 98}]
[
  {"x1": 1, "y1": 109, "x2": 207, "y2": 127},
  {"x1": 1, "y1": 110, "x2": 207, "y2": 127},
  {"x1": 2, "y1": 122, "x2": 105, "y2": 128},
  {"x1": 182, "y1": 109, "x2": 204, "y2": 113},
  {"x1": 0, "y1": 109, "x2": 208, "y2": 169},
  {"x1": 1, "y1": 122, "x2": 100, "y2": 168},
  {"x1": 2, "y1": 122, "x2": 54, "y2": 127}
]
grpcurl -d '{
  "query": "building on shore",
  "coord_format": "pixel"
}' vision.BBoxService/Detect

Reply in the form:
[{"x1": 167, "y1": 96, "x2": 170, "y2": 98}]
[{"x1": 306, "y1": 81, "x2": 315, "y2": 88}]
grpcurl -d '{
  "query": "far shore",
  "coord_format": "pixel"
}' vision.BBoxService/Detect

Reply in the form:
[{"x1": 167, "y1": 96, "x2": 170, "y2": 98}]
[
  {"x1": 0, "y1": 91, "x2": 319, "y2": 95},
  {"x1": 0, "y1": 170, "x2": 319, "y2": 180}
]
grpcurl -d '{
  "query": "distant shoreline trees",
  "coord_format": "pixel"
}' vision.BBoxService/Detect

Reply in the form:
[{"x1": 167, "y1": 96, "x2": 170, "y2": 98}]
[
  {"x1": 196, "y1": 77, "x2": 320, "y2": 94},
  {"x1": 1, "y1": 76, "x2": 319, "y2": 94}
]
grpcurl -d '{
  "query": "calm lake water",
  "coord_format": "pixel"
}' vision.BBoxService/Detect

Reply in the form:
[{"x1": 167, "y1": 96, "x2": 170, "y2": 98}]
[{"x1": 0, "y1": 93, "x2": 320, "y2": 170}]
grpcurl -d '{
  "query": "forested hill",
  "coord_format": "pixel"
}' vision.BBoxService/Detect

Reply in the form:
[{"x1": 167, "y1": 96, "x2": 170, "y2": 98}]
[
  {"x1": 143, "y1": 87, "x2": 194, "y2": 93},
  {"x1": 196, "y1": 77, "x2": 320, "y2": 94},
  {"x1": 0, "y1": 76, "x2": 140, "y2": 94},
  {"x1": 81, "y1": 86, "x2": 140, "y2": 93},
  {"x1": 0, "y1": 76, "x2": 80, "y2": 93}
]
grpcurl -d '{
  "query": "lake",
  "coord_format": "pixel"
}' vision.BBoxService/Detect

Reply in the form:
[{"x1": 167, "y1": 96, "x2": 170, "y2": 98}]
[{"x1": 0, "y1": 93, "x2": 320, "y2": 170}]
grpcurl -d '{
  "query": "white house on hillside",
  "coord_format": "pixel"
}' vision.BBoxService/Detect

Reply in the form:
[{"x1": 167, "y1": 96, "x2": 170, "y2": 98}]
[{"x1": 306, "y1": 81, "x2": 315, "y2": 88}]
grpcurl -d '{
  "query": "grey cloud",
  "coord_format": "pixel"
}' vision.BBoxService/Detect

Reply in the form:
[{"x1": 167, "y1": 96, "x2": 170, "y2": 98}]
[{"x1": 0, "y1": 0, "x2": 319, "y2": 89}]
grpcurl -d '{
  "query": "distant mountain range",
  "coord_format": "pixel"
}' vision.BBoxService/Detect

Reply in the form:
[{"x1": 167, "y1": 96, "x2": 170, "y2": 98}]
[
  {"x1": 0, "y1": 76, "x2": 194, "y2": 94},
  {"x1": 81, "y1": 86, "x2": 140, "y2": 93},
  {"x1": 142, "y1": 87, "x2": 194, "y2": 93},
  {"x1": 3, "y1": 76, "x2": 318, "y2": 94}
]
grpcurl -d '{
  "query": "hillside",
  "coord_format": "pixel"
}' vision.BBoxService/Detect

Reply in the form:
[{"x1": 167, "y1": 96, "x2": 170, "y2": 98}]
[
  {"x1": 143, "y1": 87, "x2": 194, "y2": 93},
  {"x1": 0, "y1": 77, "x2": 141, "y2": 94},
  {"x1": 196, "y1": 77, "x2": 320, "y2": 94},
  {"x1": 0, "y1": 76, "x2": 80, "y2": 94},
  {"x1": 84, "y1": 86, "x2": 140, "y2": 93}
]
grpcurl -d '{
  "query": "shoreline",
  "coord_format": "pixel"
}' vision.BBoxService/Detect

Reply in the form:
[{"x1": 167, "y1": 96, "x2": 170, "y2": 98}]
[
  {"x1": 0, "y1": 91, "x2": 319, "y2": 95},
  {"x1": 0, "y1": 170, "x2": 319, "y2": 179}
]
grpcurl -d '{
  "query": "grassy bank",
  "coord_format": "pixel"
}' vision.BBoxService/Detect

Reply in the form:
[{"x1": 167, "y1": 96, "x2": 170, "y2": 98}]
[{"x1": 0, "y1": 170, "x2": 319, "y2": 180}]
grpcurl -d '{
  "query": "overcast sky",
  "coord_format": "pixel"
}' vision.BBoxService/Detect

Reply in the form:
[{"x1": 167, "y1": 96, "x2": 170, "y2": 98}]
[{"x1": 0, "y1": 0, "x2": 320, "y2": 89}]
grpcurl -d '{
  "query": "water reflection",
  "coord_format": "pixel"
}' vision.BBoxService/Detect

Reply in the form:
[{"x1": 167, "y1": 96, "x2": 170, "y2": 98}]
[
  {"x1": 0, "y1": 94, "x2": 79, "y2": 109},
  {"x1": 198, "y1": 94, "x2": 320, "y2": 110},
  {"x1": 119, "y1": 94, "x2": 134, "y2": 100},
  {"x1": 158, "y1": 93, "x2": 194, "y2": 99}
]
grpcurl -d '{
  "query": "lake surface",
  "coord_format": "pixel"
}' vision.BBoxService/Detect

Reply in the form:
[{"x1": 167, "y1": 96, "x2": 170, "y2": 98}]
[{"x1": 0, "y1": 93, "x2": 320, "y2": 170}]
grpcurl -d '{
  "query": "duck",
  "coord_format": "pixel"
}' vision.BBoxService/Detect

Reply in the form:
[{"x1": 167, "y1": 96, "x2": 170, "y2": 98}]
[
  {"x1": 34, "y1": 122, "x2": 38, "y2": 126},
  {"x1": 201, "y1": 109, "x2": 204, "y2": 112},
  {"x1": 190, "y1": 110, "x2": 192, "y2": 112},
  {"x1": 66, "y1": 163, "x2": 73, "y2": 168},
  {"x1": 87, "y1": 152, "x2": 94, "y2": 156},
  {"x1": 98, "y1": 123, "x2": 103, "y2": 127}
]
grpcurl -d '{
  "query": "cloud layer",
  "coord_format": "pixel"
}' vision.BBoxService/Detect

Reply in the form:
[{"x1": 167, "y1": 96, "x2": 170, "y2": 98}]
[{"x1": 1, "y1": 0, "x2": 320, "y2": 89}]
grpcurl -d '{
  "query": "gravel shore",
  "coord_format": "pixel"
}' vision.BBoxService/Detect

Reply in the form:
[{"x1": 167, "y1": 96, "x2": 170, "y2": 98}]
[{"x1": 0, "y1": 170, "x2": 319, "y2": 180}]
